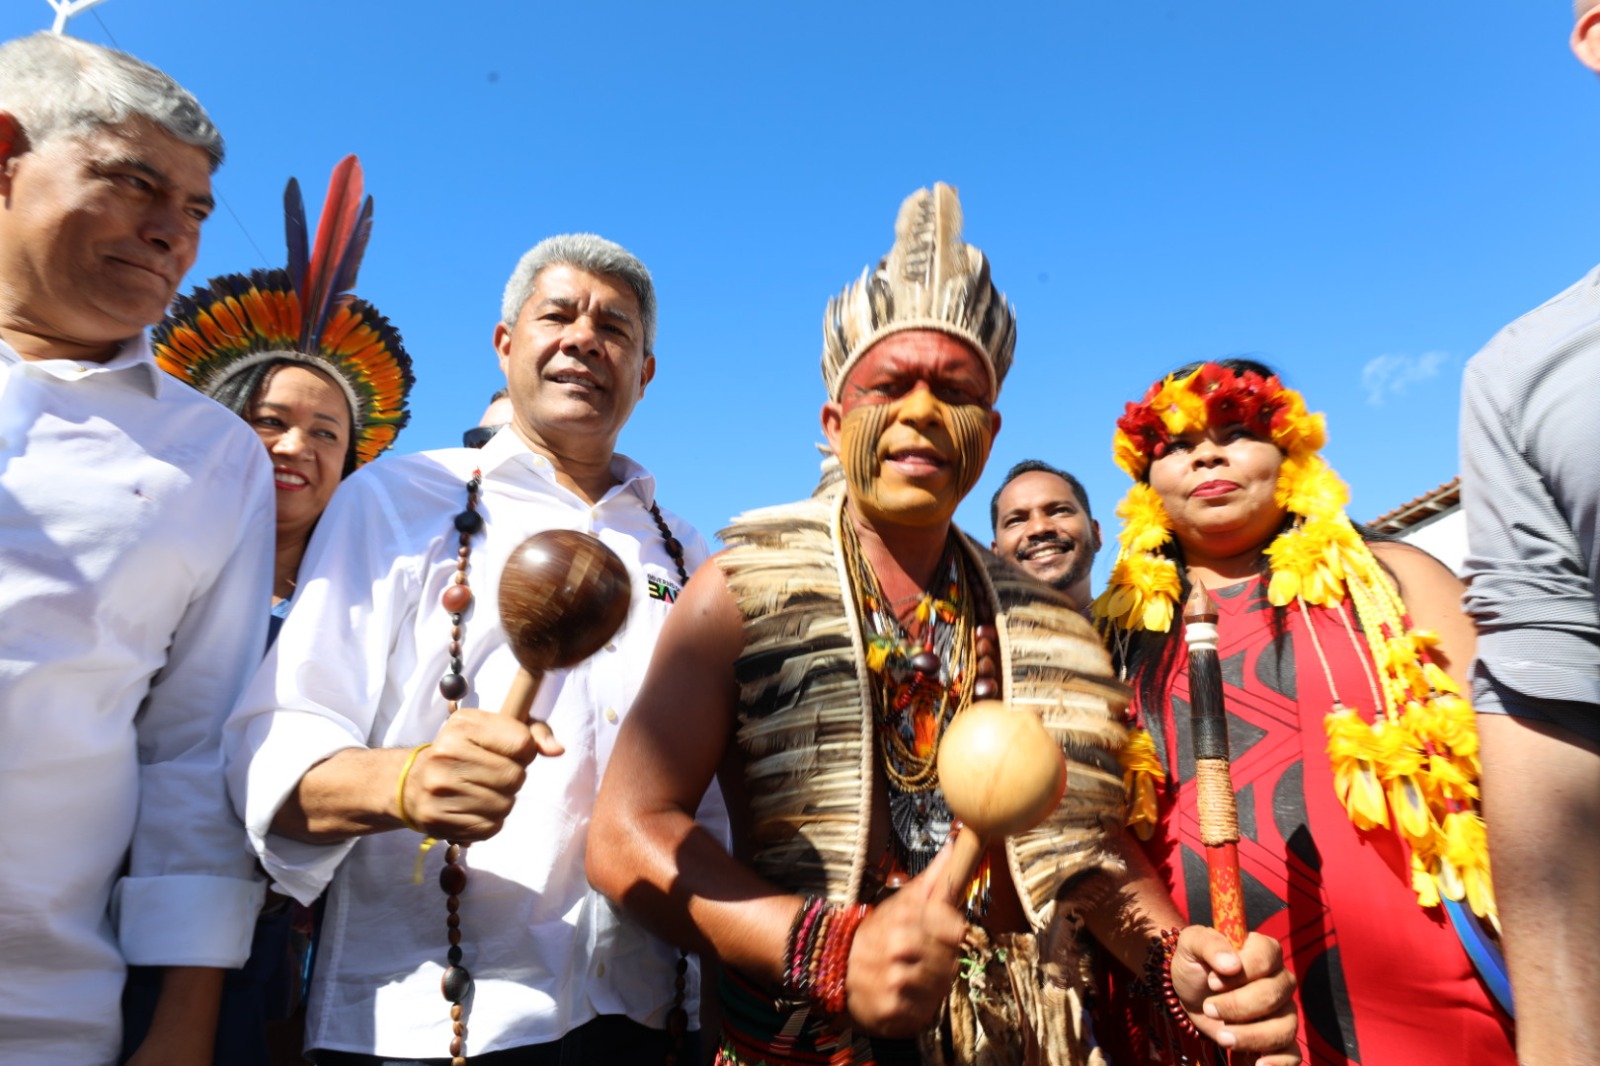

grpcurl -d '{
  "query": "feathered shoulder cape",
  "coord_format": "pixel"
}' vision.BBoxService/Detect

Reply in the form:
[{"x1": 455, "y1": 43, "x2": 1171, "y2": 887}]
[{"x1": 717, "y1": 489, "x2": 1129, "y2": 926}]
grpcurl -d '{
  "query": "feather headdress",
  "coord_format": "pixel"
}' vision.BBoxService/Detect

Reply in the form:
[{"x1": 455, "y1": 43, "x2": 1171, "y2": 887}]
[
  {"x1": 821, "y1": 183, "x2": 1016, "y2": 401},
  {"x1": 153, "y1": 155, "x2": 413, "y2": 467}
]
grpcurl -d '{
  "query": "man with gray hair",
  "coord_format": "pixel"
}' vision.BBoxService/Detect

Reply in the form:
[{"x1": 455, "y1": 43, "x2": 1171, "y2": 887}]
[
  {"x1": 1458, "y1": 5, "x2": 1600, "y2": 1061},
  {"x1": 226, "y1": 234, "x2": 723, "y2": 1064},
  {"x1": 0, "y1": 31, "x2": 274, "y2": 1065}
]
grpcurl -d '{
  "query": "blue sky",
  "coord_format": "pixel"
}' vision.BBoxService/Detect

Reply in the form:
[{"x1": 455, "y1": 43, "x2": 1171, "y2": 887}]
[{"x1": 10, "y1": 1, "x2": 1596, "y2": 585}]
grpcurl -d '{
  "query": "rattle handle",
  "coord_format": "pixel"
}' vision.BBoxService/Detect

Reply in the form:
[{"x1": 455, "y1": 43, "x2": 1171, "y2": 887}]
[
  {"x1": 499, "y1": 667, "x2": 544, "y2": 724},
  {"x1": 942, "y1": 824, "x2": 986, "y2": 908}
]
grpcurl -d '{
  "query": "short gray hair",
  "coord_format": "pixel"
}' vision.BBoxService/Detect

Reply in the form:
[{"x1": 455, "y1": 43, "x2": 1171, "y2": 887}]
[
  {"x1": 500, "y1": 234, "x2": 657, "y2": 355},
  {"x1": 0, "y1": 32, "x2": 223, "y2": 170},
  {"x1": 1581, "y1": 0, "x2": 1600, "y2": 18}
]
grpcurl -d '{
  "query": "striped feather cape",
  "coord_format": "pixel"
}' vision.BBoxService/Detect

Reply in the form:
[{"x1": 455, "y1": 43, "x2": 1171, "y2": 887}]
[{"x1": 717, "y1": 489, "x2": 1129, "y2": 927}]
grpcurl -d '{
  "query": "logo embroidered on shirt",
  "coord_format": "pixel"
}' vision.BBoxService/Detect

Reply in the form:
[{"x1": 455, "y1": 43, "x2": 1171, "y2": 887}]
[{"x1": 647, "y1": 576, "x2": 681, "y2": 604}]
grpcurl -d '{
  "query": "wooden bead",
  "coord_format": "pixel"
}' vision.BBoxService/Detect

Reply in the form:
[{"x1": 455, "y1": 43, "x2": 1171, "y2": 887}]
[
  {"x1": 441, "y1": 964, "x2": 472, "y2": 1004},
  {"x1": 439, "y1": 863, "x2": 467, "y2": 896},
  {"x1": 441, "y1": 584, "x2": 472, "y2": 614},
  {"x1": 439, "y1": 672, "x2": 468, "y2": 701}
]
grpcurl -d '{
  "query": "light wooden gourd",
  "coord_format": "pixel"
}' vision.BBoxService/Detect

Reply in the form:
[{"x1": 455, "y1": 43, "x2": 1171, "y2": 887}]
[{"x1": 934, "y1": 700, "x2": 1068, "y2": 902}]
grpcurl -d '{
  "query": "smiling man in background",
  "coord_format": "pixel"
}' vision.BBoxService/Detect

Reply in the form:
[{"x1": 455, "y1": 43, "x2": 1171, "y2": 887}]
[{"x1": 990, "y1": 460, "x2": 1102, "y2": 611}]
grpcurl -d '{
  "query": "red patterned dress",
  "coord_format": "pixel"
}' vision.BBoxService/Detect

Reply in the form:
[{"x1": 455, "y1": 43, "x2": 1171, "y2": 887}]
[{"x1": 1116, "y1": 577, "x2": 1514, "y2": 1065}]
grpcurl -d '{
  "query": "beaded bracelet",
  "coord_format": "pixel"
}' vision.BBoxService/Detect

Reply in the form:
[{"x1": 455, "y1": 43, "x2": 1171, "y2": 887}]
[
  {"x1": 782, "y1": 896, "x2": 829, "y2": 1000},
  {"x1": 818, "y1": 903, "x2": 868, "y2": 1015},
  {"x1": 1135, "y1": 927, "x2": 1201, "y2": 1039},
  {"x1": 780, "y1": 896, "x2": 870, "y2": 1017}
]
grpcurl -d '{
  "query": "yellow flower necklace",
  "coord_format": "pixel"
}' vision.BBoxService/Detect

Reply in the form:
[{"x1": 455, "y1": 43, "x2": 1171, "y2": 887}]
[{"x1": 1093, "y1": 363, "x2": 1495, "y2": 924}]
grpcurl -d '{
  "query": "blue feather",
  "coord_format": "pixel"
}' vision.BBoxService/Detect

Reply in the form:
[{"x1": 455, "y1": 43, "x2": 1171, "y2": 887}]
[{"x1": 1443, "y1": 896, "x2": 1514, "y2": 1017}]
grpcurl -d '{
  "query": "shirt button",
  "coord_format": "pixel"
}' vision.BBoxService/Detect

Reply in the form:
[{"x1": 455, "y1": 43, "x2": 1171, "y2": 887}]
[
  {"x1": 604, "y1": 707, "x2": 619, "y2": 724},
  {"x1": 597, "y1": 962, "x2": 606, "y2": 977},
  {"x1": 604, "y1": 642, "x2": 617, "y2": 653}
]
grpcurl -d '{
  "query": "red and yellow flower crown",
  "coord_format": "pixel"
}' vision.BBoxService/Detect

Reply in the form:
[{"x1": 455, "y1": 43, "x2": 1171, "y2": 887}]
[
  {"x1": 1096, "y1": 362, "x2": 1494, "y2": 925},
  {"x1": 1110, "y1": 362, "x2": 1325, "y2": 481}
]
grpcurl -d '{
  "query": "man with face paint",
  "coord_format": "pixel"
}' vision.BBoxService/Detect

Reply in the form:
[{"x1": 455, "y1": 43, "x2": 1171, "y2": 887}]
[{"x1": 588, "y1": 184, "x2": 1298, "y2": 1066}]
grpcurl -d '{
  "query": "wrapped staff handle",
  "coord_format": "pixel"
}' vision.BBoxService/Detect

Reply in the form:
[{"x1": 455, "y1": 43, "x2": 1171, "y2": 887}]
[{"x1": 1184, "y1": 583, "x2": 1255, "y2": 1065}]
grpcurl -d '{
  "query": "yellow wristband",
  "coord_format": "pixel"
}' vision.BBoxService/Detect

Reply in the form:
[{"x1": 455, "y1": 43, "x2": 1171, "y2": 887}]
[{"x1": 395, "y1": 742, "x2": 432, "y2": 834}]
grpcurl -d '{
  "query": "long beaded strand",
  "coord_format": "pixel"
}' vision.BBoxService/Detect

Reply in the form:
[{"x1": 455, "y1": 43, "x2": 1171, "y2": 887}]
[
  {"x1": 648, "y1": 499, "x2": 695, "y2": 1065},
  {"x1": 437, "y1": 472, "x2": 482, "y2": 1066},
  {"x1": 429, "y1": 486, "x2": 694, "y2": 1065}
]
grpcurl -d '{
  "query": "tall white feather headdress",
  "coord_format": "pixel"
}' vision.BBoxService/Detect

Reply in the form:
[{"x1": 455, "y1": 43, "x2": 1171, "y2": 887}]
[{"x1": 821, "y1": 183, "x2": 1016, "y2": 401}]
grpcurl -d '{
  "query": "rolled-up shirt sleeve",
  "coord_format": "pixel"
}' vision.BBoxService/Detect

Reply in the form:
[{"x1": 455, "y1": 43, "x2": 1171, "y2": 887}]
[
  {"x1": 225, "y1": 468, "x2": 423, "y2": 906},
  {"x1": 1460, "y1": 318, "x2": 1600, "y2": 713},
  {"x1": 116, "y1": 448, "x2": 275, "y2": 968}
]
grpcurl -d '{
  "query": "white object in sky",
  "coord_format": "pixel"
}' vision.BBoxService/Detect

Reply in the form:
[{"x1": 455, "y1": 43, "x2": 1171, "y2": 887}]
[{"x1": 46, "y1": 0, "x2": 112, "y2": 34}]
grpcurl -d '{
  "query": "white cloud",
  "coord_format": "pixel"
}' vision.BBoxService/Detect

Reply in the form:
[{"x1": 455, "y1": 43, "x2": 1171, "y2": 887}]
[{"x1": 1361, "y1": 350, "x2": 1450, "y2": 406}]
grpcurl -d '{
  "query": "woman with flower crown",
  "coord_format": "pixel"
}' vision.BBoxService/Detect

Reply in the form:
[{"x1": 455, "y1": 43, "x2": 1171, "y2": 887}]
[{"x1": 1093, "y1": 359, "x2": 1515, "y2": 1066}]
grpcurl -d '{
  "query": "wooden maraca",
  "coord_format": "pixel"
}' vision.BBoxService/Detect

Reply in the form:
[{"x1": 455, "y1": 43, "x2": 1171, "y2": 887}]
[
  {"x1": 935, "y1": 700, "x2": 1068, "y2": 901},
  {"x1": 496, "y1": 529, "x2": 633, "y2": 723}
]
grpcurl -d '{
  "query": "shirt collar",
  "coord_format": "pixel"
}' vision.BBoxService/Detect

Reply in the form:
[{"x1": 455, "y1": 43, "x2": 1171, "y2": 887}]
[
  {"x1": 474, "y1": 425, "x2": 656, "y2": 508},
  {"x1": 0, "y1": 331, "x2": 166, "y2": 397}
]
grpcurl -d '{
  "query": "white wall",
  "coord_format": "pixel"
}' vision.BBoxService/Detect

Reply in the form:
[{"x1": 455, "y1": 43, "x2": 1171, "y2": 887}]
[{"x1": 1396, "y1": 508, "x2": 1467, "y2": 576}]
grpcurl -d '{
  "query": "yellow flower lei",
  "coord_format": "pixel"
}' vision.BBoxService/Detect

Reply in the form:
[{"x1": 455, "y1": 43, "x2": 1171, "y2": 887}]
[{"x1": 1094, "y1": 363, "x2": 1495, "y2": 924}]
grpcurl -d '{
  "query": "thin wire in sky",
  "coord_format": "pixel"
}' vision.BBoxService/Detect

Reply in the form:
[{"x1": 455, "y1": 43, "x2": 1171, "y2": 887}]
[{"x1": 87, "y1": 5, "x2": 269, "y2": 267}]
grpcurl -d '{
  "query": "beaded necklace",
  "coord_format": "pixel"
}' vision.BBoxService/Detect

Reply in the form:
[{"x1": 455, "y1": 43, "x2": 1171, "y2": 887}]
[
  {"x1": 428, "y1": 474, "x2": 694, "y2": 1066},
  {"x1": 840, "y1": 519, "x2": 1001, "y2": 904}
]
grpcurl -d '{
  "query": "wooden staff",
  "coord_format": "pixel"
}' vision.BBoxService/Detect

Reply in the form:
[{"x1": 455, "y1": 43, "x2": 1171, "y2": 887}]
[{"x1": 1183, "y1": 583, "x2": 1252, "y2": 1066}]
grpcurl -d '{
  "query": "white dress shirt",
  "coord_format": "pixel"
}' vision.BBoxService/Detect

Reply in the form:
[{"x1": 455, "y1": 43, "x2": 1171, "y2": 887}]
[
  {"x1": 226, "y1": 429, "x2": 726, "y2": 1059},
  {"x1": 0, "y1": 335, "x2": 274, "y2": 1065}
]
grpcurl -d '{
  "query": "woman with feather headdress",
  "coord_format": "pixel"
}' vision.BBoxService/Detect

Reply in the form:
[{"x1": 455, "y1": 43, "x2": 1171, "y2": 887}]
[
  {"x1": 152, "y1": 154, "x2": 413, "y2": 635},
  {"x1": 120, "y1": 156, "x2": 413, "y2": 1065}
]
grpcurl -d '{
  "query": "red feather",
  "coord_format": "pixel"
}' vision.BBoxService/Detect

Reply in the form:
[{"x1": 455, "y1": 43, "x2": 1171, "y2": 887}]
[{"x1": 298, "y1": 155, "x2": 374, "y2": 353}]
